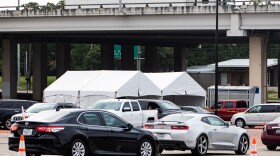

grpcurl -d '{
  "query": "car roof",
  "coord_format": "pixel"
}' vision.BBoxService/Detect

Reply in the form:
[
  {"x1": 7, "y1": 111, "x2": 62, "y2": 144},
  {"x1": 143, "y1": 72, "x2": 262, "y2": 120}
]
[
  {"x1": 136, "y1": 99, "x2": 170, "y2": 102},
  {"x1": 254, "y1": 103, "x2": 280, "y2": 106},
  {"x1": 163, "y1": 112, "x2": 214, "y2": 118},
  {"x1": 97, "y1": 99, "x2": 138, "y2": 102},
  {"x1": 0, "y1": 99, "x2": 36, "y2": 102}
]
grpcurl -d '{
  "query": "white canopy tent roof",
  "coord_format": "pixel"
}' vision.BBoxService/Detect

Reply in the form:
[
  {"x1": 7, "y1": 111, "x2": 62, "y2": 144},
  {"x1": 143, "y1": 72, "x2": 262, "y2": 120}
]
[
  {"x1": 144, "y1": 72, "x2": 206, "y2": 107},
  {"x1": 43, "y1": 70, "x2": 161, "y2": 108}
]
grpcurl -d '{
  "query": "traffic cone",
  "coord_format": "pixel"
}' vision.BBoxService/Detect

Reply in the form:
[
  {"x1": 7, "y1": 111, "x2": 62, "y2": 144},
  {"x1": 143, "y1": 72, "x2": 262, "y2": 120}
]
[
  {"x1": 18, "y1": 135, "x2": 26, "y2": 156},
  {"x1": 250, "y1": 137, "x2": 257, "y2": 156}
]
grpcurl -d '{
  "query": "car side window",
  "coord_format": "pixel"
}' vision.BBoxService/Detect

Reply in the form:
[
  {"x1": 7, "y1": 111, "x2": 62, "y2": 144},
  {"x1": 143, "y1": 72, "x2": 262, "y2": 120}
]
[
  {"x1": 131, "y1": 102, "x2": 140, "y2": 111},
  {"x1": 247, "y1": 105, "x2": 261, "y2": 113},
  {"x1": 261, "y1": 105, "x2": 277, "y2": 113},
  {"x1": 101, "y1": 112, "x2": 127, "y2": 128},
  {"x1": 138, "y1": 101, "x2": 147, "y2": 110},
  {"x1": 78, "y1": 112, "x2": 102, "y2": 126},
  {"x1": 201, "y1": 117, "x2": 210, "y2": 124},
  {"x1": 122, "y1": 102, "x2": 131, "y2": 111},
  {"x1": 236, "y1": 101, "x2": 248, "y2": 108},
  {"x1": 224, "y1": 102, "x2": 234, "y2": 108},
  {"x1": 277, "y1": 106, "x2": 280, "y2": 112},
  {"x1": 207, "y1": 117, "x2": 226, "y2": 126}
]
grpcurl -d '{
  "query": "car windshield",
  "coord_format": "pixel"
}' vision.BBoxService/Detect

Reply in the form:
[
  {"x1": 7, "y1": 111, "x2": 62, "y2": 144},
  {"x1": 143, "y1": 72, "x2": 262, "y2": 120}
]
[
  {"x1": 25, "y1": 103, "x2": 57, "y2": 113},
  {"x1": 161, "y1": 101, "x2": 181, "y2": 110},
  {"x1": 196, "y1": 107, "x2": 211, "y2": 113},
  {"x1": 91, "y1": 101, "x2": 122, "y2": 111},
  {"x1": 160, "y1": 114, "x2": 194, "y2": 122}
]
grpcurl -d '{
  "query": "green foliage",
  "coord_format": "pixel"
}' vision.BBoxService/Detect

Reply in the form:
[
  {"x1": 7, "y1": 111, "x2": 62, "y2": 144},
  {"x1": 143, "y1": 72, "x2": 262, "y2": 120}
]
[
  {"x1": 158, "y1": 47, "x2": 174, "y2": 71},
  {"x1": 22, "y1": 0, "x2": 64, "y2": 11}
]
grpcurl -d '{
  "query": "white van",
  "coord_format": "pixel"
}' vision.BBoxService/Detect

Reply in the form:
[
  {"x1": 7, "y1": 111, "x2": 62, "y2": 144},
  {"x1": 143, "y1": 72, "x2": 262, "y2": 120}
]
[{"x1": 231, "y1": 103, "x2": 280, "y2": 128}]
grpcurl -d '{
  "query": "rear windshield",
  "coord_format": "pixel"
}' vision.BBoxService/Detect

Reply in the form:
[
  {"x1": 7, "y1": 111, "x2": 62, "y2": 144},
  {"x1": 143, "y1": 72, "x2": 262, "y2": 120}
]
[
  {"x1": 161, "y1": 101, "x2": 181, "y2": 110},
  {"x1": 273, "y1": 116, "x2": 280, "y2": 122},
  {"x1": 25, "y1": 110, "x2": 71, "y2": 122},
  {"x1": 160, "y1": 114, "x2": 194, "y2": 122},
  {"x1": 91, "y1": 101, "x2": 122, "y2": 111},
  {"x1": 25, "y1": 103, "x2": 56, "y2": 113}
]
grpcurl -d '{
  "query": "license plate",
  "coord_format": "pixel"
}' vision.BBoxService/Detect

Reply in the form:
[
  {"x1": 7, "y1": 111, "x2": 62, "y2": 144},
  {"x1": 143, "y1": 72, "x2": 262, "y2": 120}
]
[
  {"x1": 23, "y1": 129, "x2": 33, "y2": 136},
  {"x1": 156, "y1": 133, "x2": 172, "y2": 140},
  {"x1": 276, "y1": 129, "x2": 280, "y2": 134}
]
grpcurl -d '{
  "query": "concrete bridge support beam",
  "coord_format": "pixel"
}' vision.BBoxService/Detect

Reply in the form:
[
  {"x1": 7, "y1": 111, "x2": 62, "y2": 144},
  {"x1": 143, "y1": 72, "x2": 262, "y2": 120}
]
[
  {"x1": 174, "y1": 46, "x2": 186, "y2": 72},
  {"x1": 101, "y1": 44, "x2": 114, "y2": 70},
  {"x1": 121, "y1": 45, "x2": 134, "y2": 70},
  {"x1": 1, "y1": 39, "x2": 17, "y2": 99},
  {"x1": 56, "y1": 43, "x2": 71, "y2": 78},
  {"x1": 249, "y1": 36, "x2": 267, "y2": 103},
  {"x1": 144, "y1": 46, "x2": 159, "y2": 72},
  {"x1": 32, "y1": 43, "x2": 47, "y2": 101}
]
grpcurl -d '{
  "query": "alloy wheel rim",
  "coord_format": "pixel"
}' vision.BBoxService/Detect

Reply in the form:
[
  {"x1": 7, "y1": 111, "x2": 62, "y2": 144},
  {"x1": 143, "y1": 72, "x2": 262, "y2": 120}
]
[
  {"x1": 240, "y1": 136, "x2": 249, "y2": 153},
  {"x1": 72, "y1": 142, "x2": 85, "y2": 156},
  {"x1": 236, "y1": 120, "x2": 244, "y2": 127},
  {"x1": 198, "y1": 136, "x2": 207, "y2": 154},
  {"x1": 5, "y1": 119, "x2": 11, "y2": 129},
  {"x1": 140, "y1": 141, "x2": 152, "y2": 156}
]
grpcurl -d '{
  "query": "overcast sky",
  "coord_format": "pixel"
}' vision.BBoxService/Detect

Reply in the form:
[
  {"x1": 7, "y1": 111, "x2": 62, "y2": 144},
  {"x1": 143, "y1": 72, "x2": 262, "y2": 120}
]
[{"x1": 1, "y1": 0, "x2": 60, "y2": 6}]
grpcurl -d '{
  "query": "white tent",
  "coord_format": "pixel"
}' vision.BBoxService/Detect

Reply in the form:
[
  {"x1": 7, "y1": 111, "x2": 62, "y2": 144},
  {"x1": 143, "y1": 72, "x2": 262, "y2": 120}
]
[
  {"x1": 43, "y1": 71, "x2": 103, "y2": 104},
  {"x1": 43, "y1": 70, "x2": 161, "y2": 108},
  {"x1": 144, "y1": 72, "x2": 206, "y2": 107}
]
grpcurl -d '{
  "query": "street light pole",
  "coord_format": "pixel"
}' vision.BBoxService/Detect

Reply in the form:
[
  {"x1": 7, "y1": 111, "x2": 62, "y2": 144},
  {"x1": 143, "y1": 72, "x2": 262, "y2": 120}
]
[{"x1": 214, "y1": 0, "x2": 219, "y2": 115}]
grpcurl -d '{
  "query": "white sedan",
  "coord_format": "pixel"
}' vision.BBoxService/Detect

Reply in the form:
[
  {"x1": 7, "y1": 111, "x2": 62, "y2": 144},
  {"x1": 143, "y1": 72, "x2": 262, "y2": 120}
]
[{"x1": 144, "y1": 113, "x2": 249, "y2": 156}]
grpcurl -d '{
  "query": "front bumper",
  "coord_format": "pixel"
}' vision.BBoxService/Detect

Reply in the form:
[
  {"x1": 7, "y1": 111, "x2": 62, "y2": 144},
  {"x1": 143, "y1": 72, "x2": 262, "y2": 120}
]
[{"x1": 8, "y1": 134, "x2": 66, "y2": 155}]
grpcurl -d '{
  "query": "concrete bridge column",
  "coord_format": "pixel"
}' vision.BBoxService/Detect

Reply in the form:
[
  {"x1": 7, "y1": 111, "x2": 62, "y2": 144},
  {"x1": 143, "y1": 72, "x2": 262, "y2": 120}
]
[
  {"x1": 249, "y1": 36, "x2": 267, "y2": 103},
  {"x1": 121, "y1": 45, "x2": 134, "y2": 70},
  {"x1": 32, "y1": 43, "x2": 47, "y2": 101},
  {"x1": 1, "y1": 39, "x2": 17, "y2": 99},
  {"x1": 174, "y1": 46, "x2": 186, "y2": 72},
  {"x1": 56, "y1": 43, "x2": 71, "y2": 78},
  {"x1": 101, "y1": 44, "x2": 114, "y2": 70},
  {"x1": 144, "y1": 46, "x2": 159, "y2": 72}
]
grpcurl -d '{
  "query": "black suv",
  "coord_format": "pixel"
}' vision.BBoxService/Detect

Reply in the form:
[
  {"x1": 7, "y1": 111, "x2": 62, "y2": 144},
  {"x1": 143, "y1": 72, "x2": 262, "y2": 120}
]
[
  {"x1": 10, "y1": 102, "x2": 79, "y2": 125},
  {"x1": 0, "y1": 99, "x2": 36, "y2": 129},
  {"x1": 137, "y1": 99, "x2": 184, "y2": 118}
]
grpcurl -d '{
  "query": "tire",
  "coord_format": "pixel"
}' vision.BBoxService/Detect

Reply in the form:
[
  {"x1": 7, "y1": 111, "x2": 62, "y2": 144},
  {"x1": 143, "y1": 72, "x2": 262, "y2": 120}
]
[
  {"x1": 138, "y1": 139, "x2": 154, "y2": 156},
  {"x1": 266, "y1": 145, "x2": 277, "y2": 150},
  {"x1": 191, "y1": 134, "x2": 208, "y2": 156},
  {"x1": 234, "y1": 134, "x2": 249, "y2": 155},
  {"x1": 69, "y1": 139, "x2": 87, "y2": 156},
  {"x1": 235, "y1": 118, "x2": 245, "y2": 128},
  {"x1": 4, "y1": 118, "x2": 11, "y2": 130}
]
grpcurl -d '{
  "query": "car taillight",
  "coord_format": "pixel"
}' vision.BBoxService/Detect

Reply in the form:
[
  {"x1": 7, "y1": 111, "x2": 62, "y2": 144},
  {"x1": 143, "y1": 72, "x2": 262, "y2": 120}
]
[
  {"x1": 36, "y1": 126, "x2": 64, "y2": 133},
  {"x1": 10, "y1": 124, "x2": 19, "y2": 132},
  {"x1": 171, "y1": 125, "x2": 189, "y2": 130},
  {"x1": 144, "y1": 125, "x2": 154, "y2": 129}
]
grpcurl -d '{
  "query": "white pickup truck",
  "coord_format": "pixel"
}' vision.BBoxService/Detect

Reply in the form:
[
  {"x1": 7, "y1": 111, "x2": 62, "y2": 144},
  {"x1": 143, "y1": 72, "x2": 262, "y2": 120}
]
[{"x1": 90, "y1": 99, "x2": 158, "y2": 127}]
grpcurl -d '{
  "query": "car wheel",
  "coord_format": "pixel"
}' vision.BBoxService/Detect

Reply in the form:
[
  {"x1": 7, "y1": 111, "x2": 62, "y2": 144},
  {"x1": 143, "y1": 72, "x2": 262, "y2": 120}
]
[
  {"x1": 191, "y1": 134, "x2": 208, "y2": 156},
  {"x1": 4, "y1": 118, "x2": 11, "y2": 130},
  {"x1": 234, "y1": 134, "x2": 249, "y2": 155},
  {"x1": 266, "y1": 145, "x2": 277, "y2": 150},
  {"x1": 70, "y1": 139, "x2": 86, "y2": 156},
  {"x1": 235, "y1": 118, "x2": 245, "y2": 128},
  {"x1": 138, "y1": 139, "x2": 154, "y2": 156}
]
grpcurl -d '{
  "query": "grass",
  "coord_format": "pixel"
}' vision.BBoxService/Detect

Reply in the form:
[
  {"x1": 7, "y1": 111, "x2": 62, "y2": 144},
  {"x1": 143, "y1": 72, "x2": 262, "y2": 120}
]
[
  {"x1": 0, "y1": 76, "x2": 56, "y2": 91},
  {"x1": 267, "y1": 91, "x2": 280, "y2": 101}
]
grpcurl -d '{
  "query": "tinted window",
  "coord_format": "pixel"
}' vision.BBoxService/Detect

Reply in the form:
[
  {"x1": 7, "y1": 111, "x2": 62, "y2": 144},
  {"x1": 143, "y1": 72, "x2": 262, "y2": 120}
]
[
  {"x1": 207, "y1": 117, "x2": 226, "y2": 126},
  {"x1": 19, "y1": 102, "x2": 35, "y2": 109},
  {"x1": 123, "y1": 102, "x2": 131, "y2": 111},
  {"x1": 131, "y1": 102, "x2": 140, "y2": 111},
  {"x1": 0, "y1": 102, "x2": 15, "y2": 108},
  {"x1": 236, "y1": 101, "x2": 248, "y2": 108},
  {"x1": 201, "y1": 117, "x2": 210, "y2": 124},
  {"x1": 261, "y1": 105, "x2": 277, "y2": 113},
  {"x1": 224, "y1": 102, "x2": 234, "y2": 108},
  {"x1": 79, "y1": 112, "x2": 102, "y2": 126},
  {"x1": 277, "y1": 106, "x2": 280, "y2": 112},
  {"x1": 211, "y1": 102, "x2": 222, "y2": 109},
  {"x1": 101, "y1": 112, "x2": 127, "y2": 128},
  {"x1": 161, "y1": 101, "x2": 181, "y2": 110},
  {"x1": 182, "y1": 107, "x2": 196, "y2": 112},
  {"x1": 247, "y1": 105, "x2": 261, "y2": 113},
  {"x1": 138, "y1": 101, "x2": 147, "y2": 110}
]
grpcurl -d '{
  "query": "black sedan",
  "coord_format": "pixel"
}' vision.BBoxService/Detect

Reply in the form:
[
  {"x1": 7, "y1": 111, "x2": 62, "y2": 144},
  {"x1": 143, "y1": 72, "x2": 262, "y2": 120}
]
[{"x1": 9, "y1": 109, "x2": 159, "y2": 156}]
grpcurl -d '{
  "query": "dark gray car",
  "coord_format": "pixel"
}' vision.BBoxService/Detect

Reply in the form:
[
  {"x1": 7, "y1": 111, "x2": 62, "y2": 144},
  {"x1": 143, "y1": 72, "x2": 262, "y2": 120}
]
[{"x1": 137, "y1": 99, "x2": 185, "y2": 119}]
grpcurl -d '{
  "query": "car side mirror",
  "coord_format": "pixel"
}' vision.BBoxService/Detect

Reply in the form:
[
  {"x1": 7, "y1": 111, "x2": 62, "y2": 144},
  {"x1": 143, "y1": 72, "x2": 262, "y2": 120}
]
[
  {"x1": 124, "y1": 123, "x2": 133, "y2": 131},
  {"x1": 225, "y1": 122, "x2": 230, "y2": 127},
  {"x1": 122, "y1": 107, "x2": 131, "y2": 112}
]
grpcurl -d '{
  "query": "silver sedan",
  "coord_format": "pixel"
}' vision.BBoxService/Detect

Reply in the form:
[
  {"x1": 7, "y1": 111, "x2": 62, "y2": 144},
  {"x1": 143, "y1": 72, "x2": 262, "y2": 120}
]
[{"x1": 144, "y1": 113, "x2": 249, "y2": 156}]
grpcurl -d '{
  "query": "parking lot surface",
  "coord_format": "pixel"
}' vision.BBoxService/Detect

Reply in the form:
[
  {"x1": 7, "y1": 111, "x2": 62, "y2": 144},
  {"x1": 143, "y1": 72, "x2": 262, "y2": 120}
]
[{"x1": 1, "y1": 127, "x2": 280, "y2": 156}]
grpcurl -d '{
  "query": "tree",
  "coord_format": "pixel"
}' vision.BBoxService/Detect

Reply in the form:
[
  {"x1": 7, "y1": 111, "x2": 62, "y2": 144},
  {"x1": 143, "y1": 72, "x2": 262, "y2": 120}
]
[{"x1": 21, "y1": 2, "x2": 39, "y2": 10}]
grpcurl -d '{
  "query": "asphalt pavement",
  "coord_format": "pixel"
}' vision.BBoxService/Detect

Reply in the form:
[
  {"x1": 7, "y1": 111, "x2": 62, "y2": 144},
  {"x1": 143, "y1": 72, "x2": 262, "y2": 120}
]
[{"x1": 1, "y1": 128, "x2": 280, "y2": 156}]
